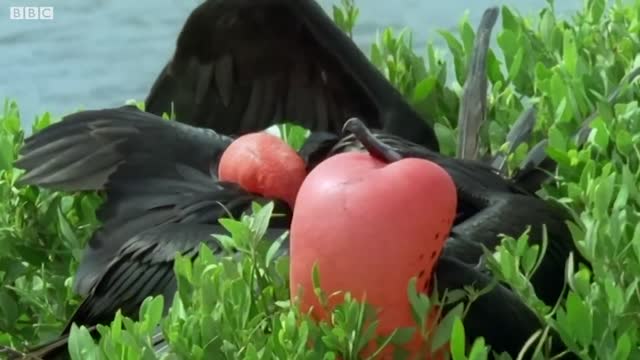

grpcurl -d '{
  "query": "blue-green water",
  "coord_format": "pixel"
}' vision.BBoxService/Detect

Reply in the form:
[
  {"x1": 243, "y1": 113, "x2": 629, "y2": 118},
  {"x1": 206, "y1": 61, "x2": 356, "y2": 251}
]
[{"x1": 1, "y1": 0, "x2": 585, "y2": 127}]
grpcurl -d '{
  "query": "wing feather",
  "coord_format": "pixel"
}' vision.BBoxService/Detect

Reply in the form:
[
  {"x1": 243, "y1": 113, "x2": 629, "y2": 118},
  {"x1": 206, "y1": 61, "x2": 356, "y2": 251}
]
[
  {"x1": 14, "y1": 106, "x2": 232, "y2": 192},
  {"x1": 145, "y1": 0, "x2": 439, "y2": 150}
]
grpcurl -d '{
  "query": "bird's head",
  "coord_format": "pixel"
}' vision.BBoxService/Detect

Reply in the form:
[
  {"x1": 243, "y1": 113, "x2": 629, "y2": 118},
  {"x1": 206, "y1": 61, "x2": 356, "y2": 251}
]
[{"x1": 218, "y1": 132, "x2": 307, "y2": 209}]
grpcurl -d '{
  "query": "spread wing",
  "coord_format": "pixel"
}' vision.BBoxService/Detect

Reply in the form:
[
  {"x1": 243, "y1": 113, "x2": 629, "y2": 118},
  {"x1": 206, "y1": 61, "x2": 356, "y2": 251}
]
[
  {"x1": 442, "y1": 193, "x2": 582, "y2": 306},
  {"x1": 62, "y1": 223, "x2": 214, "y2": 332},
  {"x1": 144, "y1": 0, "x2": 439, "y2": 150},
  {"x1": 21, "y1": 177, "x2": 290, "y2": 358},
  {"x1": 433, "y1": 256, "x2": 573, "y2": 358},
  {"x1": 72, "y1": 159, "x2": 292, "y2": 298},
  {"x1": 63, "y1": 221, "x2": 287, "y2": 333},
  {"x1": 12, "y1": 105, "x2": 291, "y2": 299},
  {"x1": 14, "y1": 105, "x2": 232, "y2": 192}
]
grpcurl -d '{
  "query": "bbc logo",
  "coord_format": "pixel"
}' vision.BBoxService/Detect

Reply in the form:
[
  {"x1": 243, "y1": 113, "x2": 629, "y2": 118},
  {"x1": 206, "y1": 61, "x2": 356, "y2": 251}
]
[{"x1": 9, "y1": 6, "x2": 55, "y2": 20}]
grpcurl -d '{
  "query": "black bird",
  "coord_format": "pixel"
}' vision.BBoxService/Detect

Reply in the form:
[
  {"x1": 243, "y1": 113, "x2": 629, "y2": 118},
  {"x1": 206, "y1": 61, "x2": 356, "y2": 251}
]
[
  {"x1": 9, "y1": 106, "x2": 296, "y2": 360},
  {"x1": 8, "y1": 106, "x2": 582, "y2": 360},
  {"x1": 144, "y1": 0, "x2": 440, "y2": 151},
  {"x1": 303, "y1": 117, "x2": 584, "y2": 307},
  {"x1": 327, "y1": 118, "x2": 584, "y2": 358}
]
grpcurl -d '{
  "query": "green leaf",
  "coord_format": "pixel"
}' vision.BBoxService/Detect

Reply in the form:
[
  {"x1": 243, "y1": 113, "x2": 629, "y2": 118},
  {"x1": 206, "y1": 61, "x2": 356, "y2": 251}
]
[
  {"x1": 562, "y1": 29, "x2": 578, "y2": 75},
  {"x1": 139, "y1": 295, "x2": 164, "y2": 332},
  {"x1": 468, "y1": 337, "x2": 488, "y2": 360},
  {"x1": 486, "y1": 50, "x2": 506, "y2": 85},
  {"x1": 388, "y1": 326, "x2": 416, "y2": 346},
  {"x1": 566, "y1": 292, "x2": 592, "y2": 346},
  {"x1": 508, "y1": 48, "x2": 524, "y2": 81},
  {"x1": 497, "y1": 30, "x2": 519, "y2": 70},
  {"x1": 548, "y1": 125, "x2": 567, "y2": 152},
  {"x1": 407, "y1": 277, "x2": 431, "y2": 330},
  {"x1": 311, "y1": 262, "x2": 328, "y2": 307},
  {"x1": 57, "y1": 205, "x2": 78, "y2": 246},
  {"x1": 613, "y1": 332, "x2": 632, "y2": 360},
  {"x1": 68, "y1": 324, "x2": 98, "y2": 360},
  {"x1": 539, "y1": 8, "x2": 556, "y2": 44},
  {"x1": 587, "y1": 0, "x2": 606, "y2": 23},
  {"x1": 412, "y1": 77, "x2": 437, "y2": 103},
  {"x1": 450, "y1": 317, "x2": 467, "y2": 360},
  {"x1": 0, "y1": 291, "x2": 18, "y2": 328},
  {"x1": 501, "y1": 6, "x2": 520, "y2": 33},
  {"x1": 430, "y1": 303, "x2": 464, "y2": 352},
  {"x1": 594, "y1": 173, "x2": 615, "y2": 218},
  {"x1": 615, "y1": 129, "x2": 633, "y2": 155},
  {"x1": 460, "y1": 13, "x2": 476, "y2": 57},
  {"x1": 0, "y1": 134, "x2": 13, "y2": 171},
  {"x1": 438, "y1": 30, "x2": 466, "y2": 83},
  {"x1": 604, "y1": 277, "x2": 625, "y2": 315},
  {"x1": 589, "y1": 117, "x2": 610, "y2": 150},
  {"x1": 265, "y1": 231, "x2": 287, "y2": 266},
  {"x1": 250, "y1": 201, "x2": 274, "y2": 243}
]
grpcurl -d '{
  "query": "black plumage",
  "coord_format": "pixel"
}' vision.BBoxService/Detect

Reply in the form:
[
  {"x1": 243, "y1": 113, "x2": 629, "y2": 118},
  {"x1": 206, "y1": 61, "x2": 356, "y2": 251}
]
[
  {"x1": 144, "y1": 0, "x2": 439, "y2": 151},
  {"x1": 15, "y1": 105, "x2": 231, "y2": 192},
  {"x1": 12, "y1": 107, "x2": 293, "y2": 360},
  {"x1": 14, "y1": 105, "x2": 235, "y2": 297},
  {"x1": 433, "y1": 257, "x2": 574, "y2": 358}
]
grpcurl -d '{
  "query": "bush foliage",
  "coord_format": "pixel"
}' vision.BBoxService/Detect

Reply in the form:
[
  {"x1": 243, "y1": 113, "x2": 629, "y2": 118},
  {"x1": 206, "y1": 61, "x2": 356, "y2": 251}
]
[{"x1": 1, "y1": 0, "x2": 640, "y2": 358}]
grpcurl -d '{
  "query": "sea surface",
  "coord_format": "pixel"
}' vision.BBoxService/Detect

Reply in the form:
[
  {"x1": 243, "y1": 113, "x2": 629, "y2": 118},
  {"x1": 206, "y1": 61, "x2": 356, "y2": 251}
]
[{"x1": 0, "y1": 0, "x2": 588, "y2": 128}]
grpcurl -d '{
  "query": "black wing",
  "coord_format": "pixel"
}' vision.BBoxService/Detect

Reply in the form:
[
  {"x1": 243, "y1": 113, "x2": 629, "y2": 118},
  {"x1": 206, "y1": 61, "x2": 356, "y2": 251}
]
[
  {"x1": 72, "y1": 157, "x2": 291, "y2": 298},
  {"x1": 144, "y1": 0, "x2": 438, "y2": 150},
  {"x1": 14, "y1": 105, "x2": 232, "y2": 192},
  {"x1": 65, "y1": 221, "x2": 286, "y2": 334},
  {"x1": 443, "y1": 193, "x2": 583, "y2": 306},
  {"x1": 12, "y1": 106, "x2": 243, "y2": 299},
  {"x1": 22, "y1": 181, "x2": 289, "y2": 360},
  {"x1": 433, "y1": 256, "x2": 576, "y2": 359}
]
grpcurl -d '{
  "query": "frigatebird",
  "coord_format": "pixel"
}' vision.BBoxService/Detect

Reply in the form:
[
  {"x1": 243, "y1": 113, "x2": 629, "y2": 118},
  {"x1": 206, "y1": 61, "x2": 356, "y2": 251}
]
[
  {"x1": 7, "y1": 106, "x2": 307, "y2": 360},
  {"x1": 331, "y1": 118, "x2": 583, "y2": 358},
  {"x1": 143, "y1": 0, "x2": 440, "y2": 151},
  {"x1": 8, "y1": 105, "x2": 580, "y2": 359}
]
